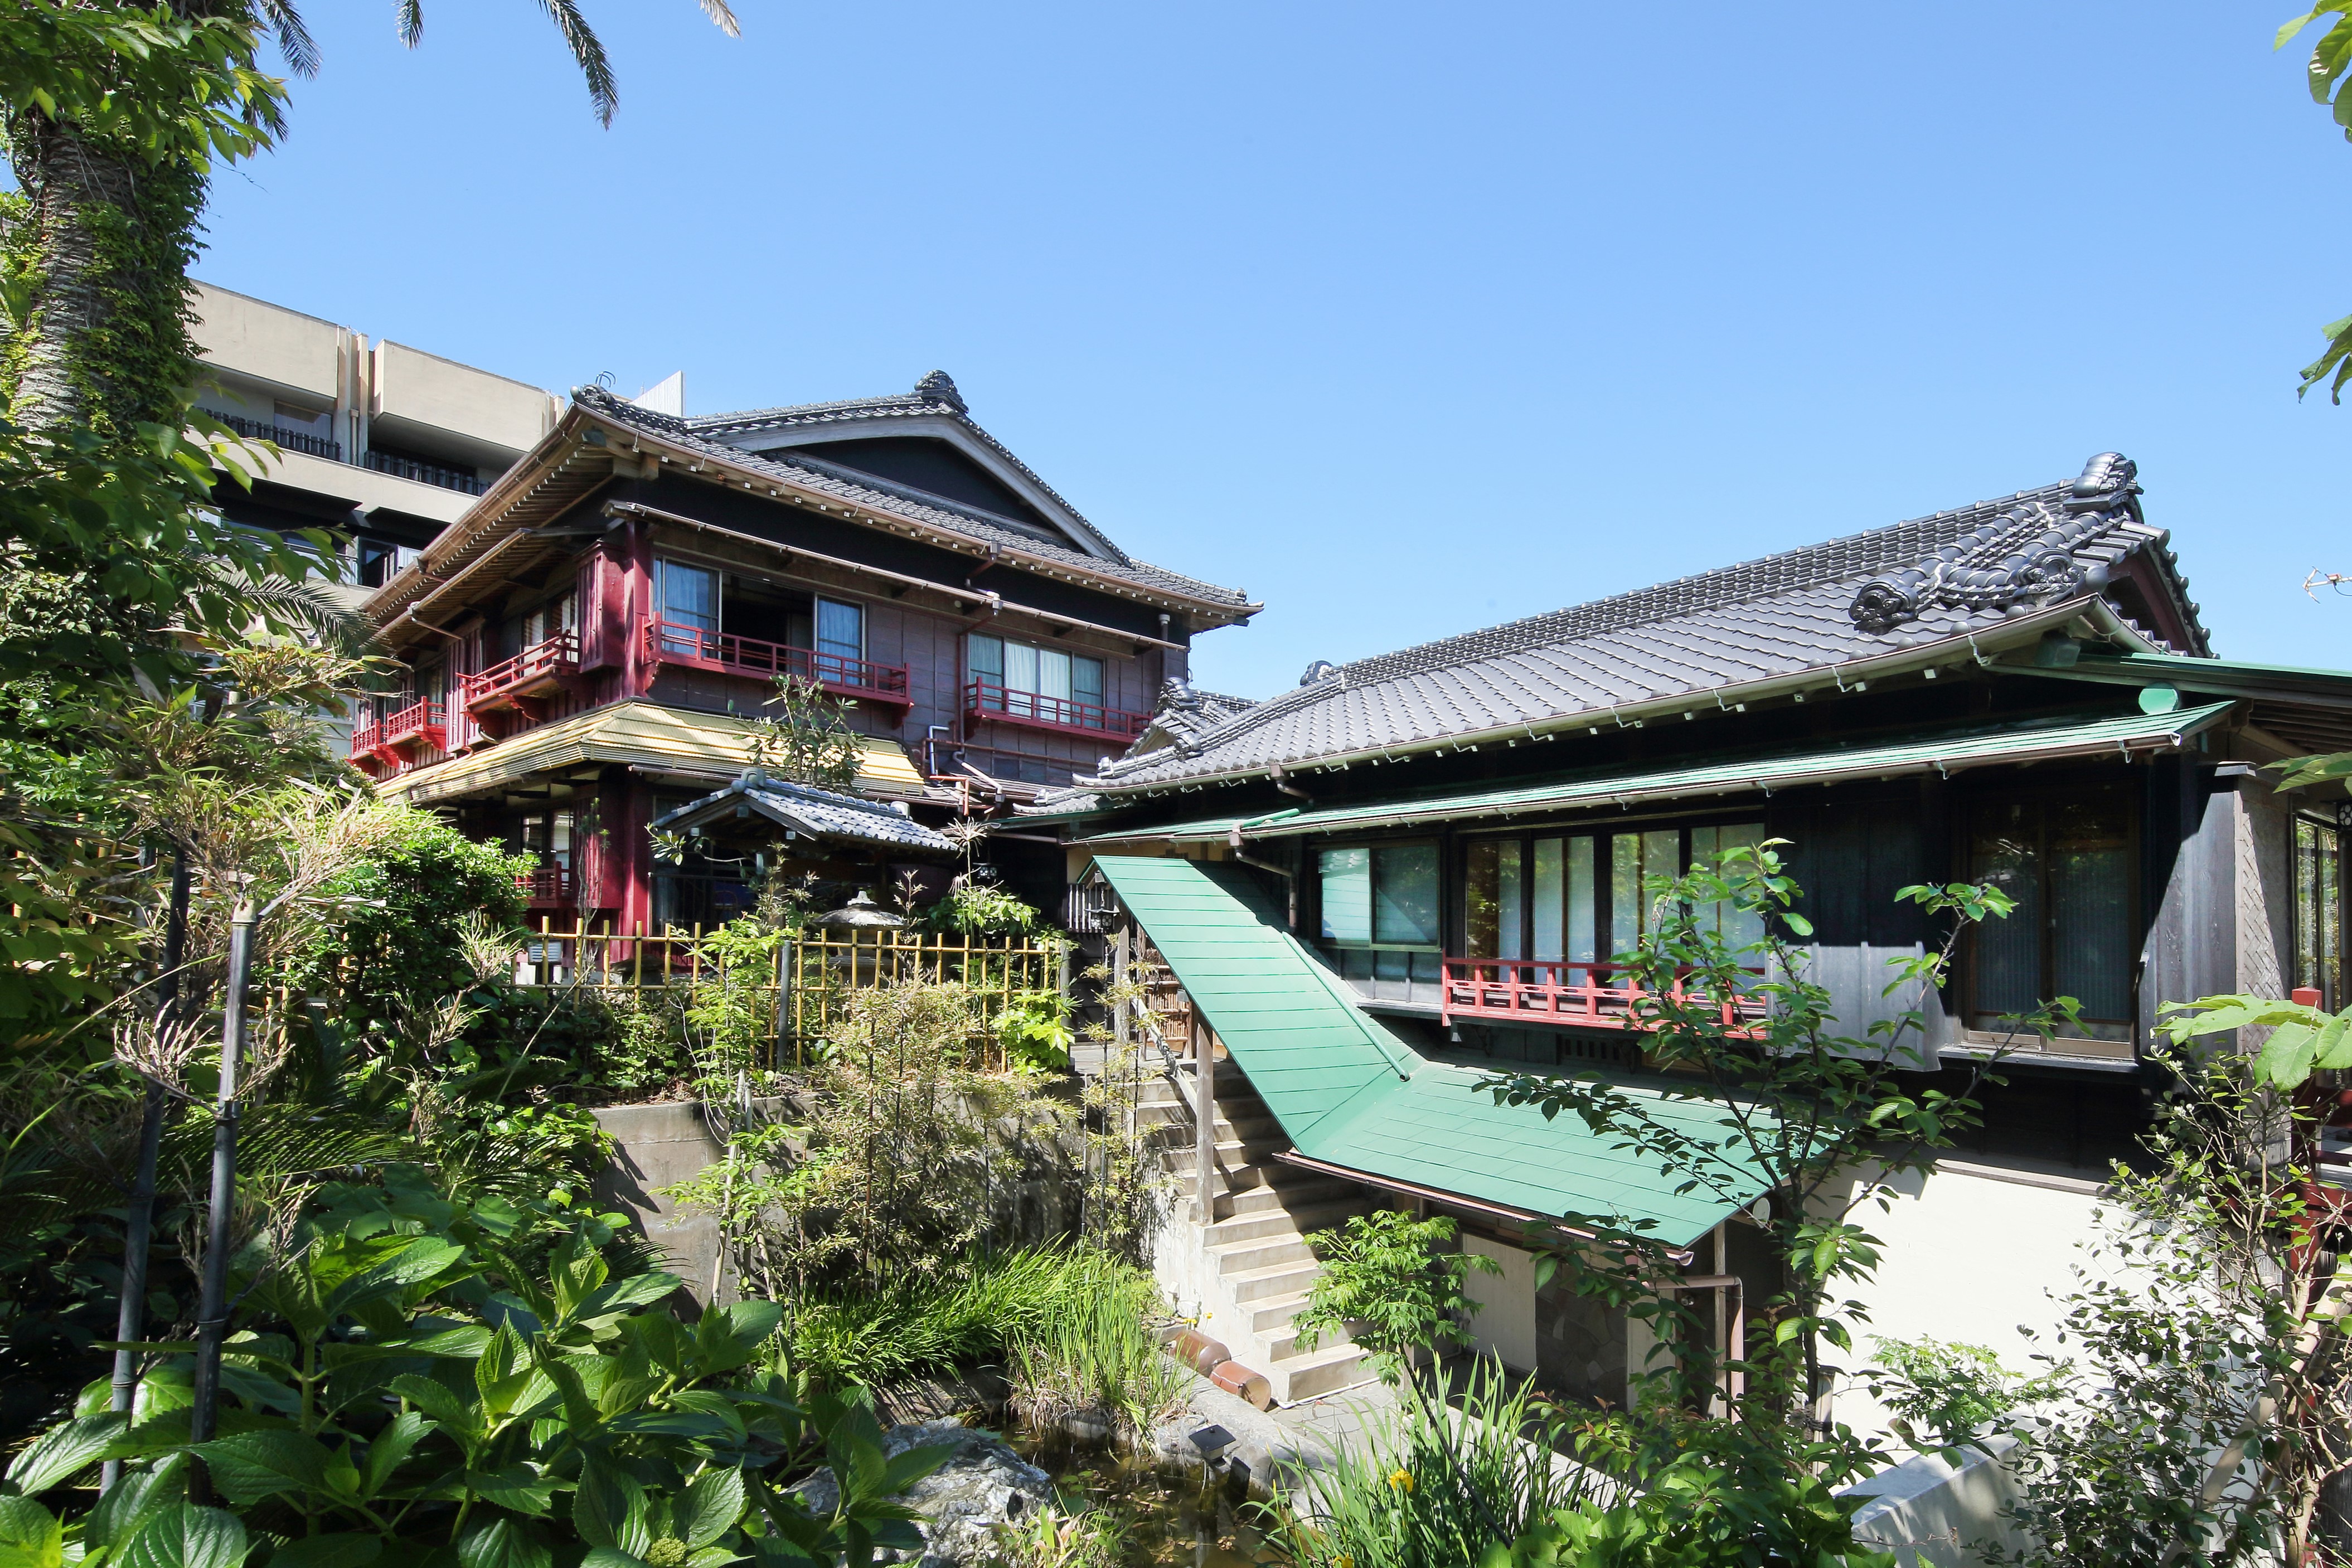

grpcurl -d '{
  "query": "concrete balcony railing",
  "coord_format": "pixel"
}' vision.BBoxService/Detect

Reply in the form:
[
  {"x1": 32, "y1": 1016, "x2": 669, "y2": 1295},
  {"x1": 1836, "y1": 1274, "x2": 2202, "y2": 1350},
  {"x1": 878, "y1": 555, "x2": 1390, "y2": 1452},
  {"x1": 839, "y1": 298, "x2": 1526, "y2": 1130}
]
[{"x1": 199, "y1": 407, "x2": 341, "y2": 460}]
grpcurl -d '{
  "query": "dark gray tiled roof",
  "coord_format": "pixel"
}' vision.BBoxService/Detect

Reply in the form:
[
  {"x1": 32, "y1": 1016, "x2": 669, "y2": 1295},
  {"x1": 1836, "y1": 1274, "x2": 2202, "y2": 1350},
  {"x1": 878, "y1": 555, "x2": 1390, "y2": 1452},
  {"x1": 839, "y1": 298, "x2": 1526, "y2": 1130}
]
[
  {"x1": 576, "y1": 384, "x2": 1252, "y2": 613},
  {"x1": 1088, "y1": 454, "x2": 2198, "y2": 792},
  {"x1": 651, "y1": 771, "x2": 956, "y2": 853}
]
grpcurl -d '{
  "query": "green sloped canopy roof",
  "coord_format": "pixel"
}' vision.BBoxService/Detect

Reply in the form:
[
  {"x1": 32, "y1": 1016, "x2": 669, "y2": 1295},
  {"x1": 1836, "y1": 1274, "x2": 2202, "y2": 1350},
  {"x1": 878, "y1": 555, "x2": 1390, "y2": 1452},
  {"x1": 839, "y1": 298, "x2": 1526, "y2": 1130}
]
[
  {"x1": 1089, "y1": 854, "x2": 1765, "y2": 1248},
  {"x1": 1081, "y1": 702, "x2": 2234, "y2": 845}
]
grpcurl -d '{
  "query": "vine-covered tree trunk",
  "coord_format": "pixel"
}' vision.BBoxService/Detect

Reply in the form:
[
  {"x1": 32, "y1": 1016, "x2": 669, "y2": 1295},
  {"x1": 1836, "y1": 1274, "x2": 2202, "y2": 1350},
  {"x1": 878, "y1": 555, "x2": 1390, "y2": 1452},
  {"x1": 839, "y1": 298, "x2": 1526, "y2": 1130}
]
[{"x1": 2, "y1": 108, "x2": 207, "y2": 436}]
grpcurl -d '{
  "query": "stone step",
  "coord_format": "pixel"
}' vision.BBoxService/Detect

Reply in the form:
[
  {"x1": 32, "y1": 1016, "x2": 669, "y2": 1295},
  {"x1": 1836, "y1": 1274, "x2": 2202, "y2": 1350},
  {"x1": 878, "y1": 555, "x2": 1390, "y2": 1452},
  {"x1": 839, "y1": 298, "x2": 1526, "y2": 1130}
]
[
  {"x1": 1270, "y1": 1341, "x2": 1375, "y2": 1403},
  {"x1": 1222, "y1": 1258, "x2": 1321, "y2": 1304},
  {"x1": 1210, "y1": 1233, "x2": 1315, "y2": 1275},
  {"x1": 1245, "y1": 1289, "x2": 1313, "y2": 1337},
  {"x1": 1221, "y1": 1176, "x2": 1357, "y2": 1217},
  {"x1": 1204, "y1": 1197, "x2": 1364, "y2": 1247}
]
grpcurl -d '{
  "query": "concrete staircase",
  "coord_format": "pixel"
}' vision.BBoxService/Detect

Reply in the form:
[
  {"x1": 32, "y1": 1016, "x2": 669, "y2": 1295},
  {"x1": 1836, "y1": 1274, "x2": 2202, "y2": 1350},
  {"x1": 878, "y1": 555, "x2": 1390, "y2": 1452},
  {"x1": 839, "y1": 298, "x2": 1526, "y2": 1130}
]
[{"x1": 1137, "y1": 1066, "x2": 1379, "y2": 1403}]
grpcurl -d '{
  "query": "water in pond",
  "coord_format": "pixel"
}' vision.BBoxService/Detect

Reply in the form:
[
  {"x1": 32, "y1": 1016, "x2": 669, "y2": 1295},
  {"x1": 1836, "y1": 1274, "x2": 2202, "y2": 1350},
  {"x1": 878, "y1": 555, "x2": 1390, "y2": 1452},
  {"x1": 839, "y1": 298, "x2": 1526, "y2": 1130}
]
[{"x1": 1006, "y1": 1425, "x2": 1288, "y2": 1568}]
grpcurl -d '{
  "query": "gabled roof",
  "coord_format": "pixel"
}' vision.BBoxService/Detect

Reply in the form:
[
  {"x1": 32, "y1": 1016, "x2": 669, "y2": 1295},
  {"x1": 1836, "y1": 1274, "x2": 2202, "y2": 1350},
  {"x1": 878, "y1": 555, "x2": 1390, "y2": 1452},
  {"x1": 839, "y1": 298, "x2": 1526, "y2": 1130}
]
[
  {"x1": 574, "y1": 383, "x2": 1253, "y2": 614},
  {"x1": 651, "y1": 771, "x2": 956, "y2": 855},
  {"x1": 1083, "y1": 453, "x2": 2205, "y2": 794},
  {"x1": 683, "y1": 371, "x2": 1123, "y2": 561}
]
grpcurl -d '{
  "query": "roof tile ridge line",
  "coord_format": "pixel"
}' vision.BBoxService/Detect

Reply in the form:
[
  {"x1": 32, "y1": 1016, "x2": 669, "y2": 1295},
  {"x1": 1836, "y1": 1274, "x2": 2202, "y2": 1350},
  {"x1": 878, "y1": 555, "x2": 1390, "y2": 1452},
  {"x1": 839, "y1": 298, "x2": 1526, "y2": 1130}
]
[
  {"x1": 1097, "y1": 479, "x2": 2077, "y2": 772},
  {"x1": 1328, "y1": 482, "x2": 2067, "y2": 686},
  {"x1": 593, "y1": 415, "x2": 1252, "y2": 615},
  {"x1": 1083, "y1": 593, "x2": 2123, "y2": 792},
  {"x1": 686, "y1": 391, "x2": 935, "y2": 428}
]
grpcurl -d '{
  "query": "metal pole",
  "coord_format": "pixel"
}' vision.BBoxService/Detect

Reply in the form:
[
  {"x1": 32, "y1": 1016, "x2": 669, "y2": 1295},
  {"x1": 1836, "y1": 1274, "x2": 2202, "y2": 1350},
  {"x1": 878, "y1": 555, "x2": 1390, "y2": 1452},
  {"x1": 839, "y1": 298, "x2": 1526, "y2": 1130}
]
[
  {"x1": 103, "y1": 848, "x2": 190, "y2": 1492},
  {"x1": 188, "y1": 899, "x2": 255, "y2": 1455},
  {"x1": 1194, "y1": 1011, "x2": 1216, "y2": 1225}
]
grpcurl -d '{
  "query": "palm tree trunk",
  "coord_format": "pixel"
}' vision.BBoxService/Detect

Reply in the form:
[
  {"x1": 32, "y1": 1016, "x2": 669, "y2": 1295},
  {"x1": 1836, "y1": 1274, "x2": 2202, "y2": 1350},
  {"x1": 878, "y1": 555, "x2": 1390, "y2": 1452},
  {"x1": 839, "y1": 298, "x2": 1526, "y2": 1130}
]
[{"x1": 3, "y1": 108, "x2": 206, "y2": 436}]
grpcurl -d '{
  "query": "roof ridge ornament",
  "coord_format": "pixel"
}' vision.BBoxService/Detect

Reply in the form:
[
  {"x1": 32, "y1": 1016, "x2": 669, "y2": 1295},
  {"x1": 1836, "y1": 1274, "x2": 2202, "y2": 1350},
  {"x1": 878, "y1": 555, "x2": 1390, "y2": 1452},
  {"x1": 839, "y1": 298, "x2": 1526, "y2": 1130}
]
[
  {"x1": 1847, "y1": 453, "x2": 2133, "y2": 636},
  {"x1": 915, "y1": 370, "x2": 967, "y2": 414}
]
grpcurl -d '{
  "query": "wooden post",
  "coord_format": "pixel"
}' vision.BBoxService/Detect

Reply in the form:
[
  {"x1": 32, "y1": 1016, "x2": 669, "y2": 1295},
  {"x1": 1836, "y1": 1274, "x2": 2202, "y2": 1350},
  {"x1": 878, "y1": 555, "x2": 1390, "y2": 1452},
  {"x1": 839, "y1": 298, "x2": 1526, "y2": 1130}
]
[
  {"x1": 1112, "y1": 928, "x2": 1131, "y2": 1055},
  {"x1": 1194, "y1": 1010, "x2": 1215, "y2": 1224}
]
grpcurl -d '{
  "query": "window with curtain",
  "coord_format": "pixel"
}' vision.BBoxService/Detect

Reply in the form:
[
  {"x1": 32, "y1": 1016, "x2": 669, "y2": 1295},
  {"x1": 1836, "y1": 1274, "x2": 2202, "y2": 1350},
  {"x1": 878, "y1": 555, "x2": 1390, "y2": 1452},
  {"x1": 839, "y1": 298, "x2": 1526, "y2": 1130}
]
[
  {"x1": 2296, "y1": 814, "x2": 2345, "y2": 1008},
  {"x1": 1463, "y1": 822, "x2": 1761, "y2": 969},
  {"x1": 1966, "y1": 792, "x2": 2133, "y2": 1043},
  {"x1": 968, "y1": 634, "x2": 1110, "y2": 725},
  {"x1": 656, "y1": 560, "x2": 717, "y2": 656},
  {"x1": 815, "y1": 598, "x2": 863, "y2": 667},
  {"x1": 1317, "y1": 842, "x2": 1441, "y2": 1002}
]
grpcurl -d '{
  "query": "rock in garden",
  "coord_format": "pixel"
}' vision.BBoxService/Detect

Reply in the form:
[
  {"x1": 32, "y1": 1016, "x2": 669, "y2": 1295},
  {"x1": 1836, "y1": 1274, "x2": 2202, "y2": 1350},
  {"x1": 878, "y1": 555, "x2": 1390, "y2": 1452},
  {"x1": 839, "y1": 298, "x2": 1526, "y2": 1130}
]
[{"x1": 788, "y1": 1416, "x2": 1054, "y2": 1568}]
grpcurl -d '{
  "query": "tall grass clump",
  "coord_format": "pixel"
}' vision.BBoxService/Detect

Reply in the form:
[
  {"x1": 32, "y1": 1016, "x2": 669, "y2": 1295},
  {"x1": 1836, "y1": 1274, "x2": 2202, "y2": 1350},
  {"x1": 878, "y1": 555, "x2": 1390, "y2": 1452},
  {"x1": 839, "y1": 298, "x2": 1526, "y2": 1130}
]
[
  {"x1": 1008, "y1": 1268, "x2": 1187, "y2": 1443},
  {"x1": 1276, "y1": 1359, "x2": 1613, "y2": 1568},
  {"x1": 779, "y1": 1245, "x2": 1147, "y2": 1389}
]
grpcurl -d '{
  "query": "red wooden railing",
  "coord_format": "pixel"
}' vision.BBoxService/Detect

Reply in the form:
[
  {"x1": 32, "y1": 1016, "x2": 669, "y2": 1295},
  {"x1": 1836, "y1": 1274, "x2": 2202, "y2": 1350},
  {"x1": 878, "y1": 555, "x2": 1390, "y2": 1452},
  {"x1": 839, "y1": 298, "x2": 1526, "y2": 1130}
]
[
  {"x1": 964, "y1": 678, "x2": 1151, "y2": 741},
  {"x1": 1440, "y1": 957, "x2": 1770, "y2": 1037},
  {"x1": 382, "y1": 697, "x2": 445, "y2": 751},
  {"x1": 517, "y1": 866, "x2": 574, "y2": 907},
  {"x1": 463, "y1": 630, "x2": 578, "y2": 713},
  {"x1": 641, "y1": 618, "x2": 911, "y2": 705},
  {"x1": 349, "y1": 719, "x2": 383, "y2": 759}
]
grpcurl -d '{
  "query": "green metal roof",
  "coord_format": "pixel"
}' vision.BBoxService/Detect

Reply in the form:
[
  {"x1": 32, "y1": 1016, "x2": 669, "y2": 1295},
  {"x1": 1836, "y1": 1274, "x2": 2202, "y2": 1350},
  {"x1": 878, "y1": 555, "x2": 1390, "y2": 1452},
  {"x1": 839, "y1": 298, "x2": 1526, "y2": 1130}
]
[
  {"x1": 1083, "y1": 702, "x2": 2235, "y2": 846},
  {"x1": 1089, "y1": 854, "x2": 1766, "y2": 1248},
  {"x1": 2016, "y1": 651, "x2": 2352, "y2": 708}
]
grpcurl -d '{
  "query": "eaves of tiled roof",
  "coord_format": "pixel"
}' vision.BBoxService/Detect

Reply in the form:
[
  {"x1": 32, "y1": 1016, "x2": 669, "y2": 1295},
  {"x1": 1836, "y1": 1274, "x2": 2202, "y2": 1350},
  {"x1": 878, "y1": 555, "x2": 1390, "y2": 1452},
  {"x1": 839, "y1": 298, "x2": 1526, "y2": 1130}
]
[
  {"x1": 579, "y1": 386, "x2": 1254, "y2": 615},
  {"x1": 1084, "y1": 453, "x2": 2205, "y2": 795}
]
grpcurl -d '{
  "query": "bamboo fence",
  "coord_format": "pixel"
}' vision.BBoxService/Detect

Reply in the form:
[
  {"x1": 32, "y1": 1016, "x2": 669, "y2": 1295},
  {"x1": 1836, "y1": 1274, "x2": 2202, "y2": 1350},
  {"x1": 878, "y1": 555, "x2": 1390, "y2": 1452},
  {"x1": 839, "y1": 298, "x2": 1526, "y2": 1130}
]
[{"x1": 513, "y1": 919, "x2": 1060, "y2": 1067}]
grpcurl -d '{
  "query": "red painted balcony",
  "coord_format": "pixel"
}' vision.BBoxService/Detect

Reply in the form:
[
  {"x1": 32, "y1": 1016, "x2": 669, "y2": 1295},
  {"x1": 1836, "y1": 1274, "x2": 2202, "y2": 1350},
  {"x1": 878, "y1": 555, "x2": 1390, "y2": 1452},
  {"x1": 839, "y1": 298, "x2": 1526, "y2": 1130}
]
[
  {"x1": 518, "y1": 866, "x2": 574, "y2": 909},
  {"x1": 641, "y1": 618, "x2": 911, "y2": 713},
  {"x1": 1439, "y1": 958, "x2": 1769, "y2": 1037},
  {"x1": 349, "y1": 700, "x2": 444, "y2": 774},
  {"x1": 463, "y1": 631, "x2": 578, "y2": 717},
  {"x1": 964, "y1": 679, "x2": 1152, "y2": 742}
]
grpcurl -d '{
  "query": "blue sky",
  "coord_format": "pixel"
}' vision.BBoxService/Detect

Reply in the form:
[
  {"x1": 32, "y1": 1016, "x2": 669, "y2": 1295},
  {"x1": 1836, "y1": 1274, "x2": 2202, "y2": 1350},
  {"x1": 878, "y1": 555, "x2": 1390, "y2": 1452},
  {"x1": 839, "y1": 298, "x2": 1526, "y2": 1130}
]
[{"x1": 199, "y1": 1, "x2": 2350, "y2": 698}]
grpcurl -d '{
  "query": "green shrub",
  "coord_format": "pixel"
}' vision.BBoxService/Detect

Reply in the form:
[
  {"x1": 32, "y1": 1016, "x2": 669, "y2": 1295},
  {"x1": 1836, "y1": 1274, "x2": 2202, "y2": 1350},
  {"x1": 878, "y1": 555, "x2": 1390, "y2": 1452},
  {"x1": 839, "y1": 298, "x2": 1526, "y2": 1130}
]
[
  {"x1": 1294, "y1": 1209, "x2": 1499, "y2": 1380},
  {"x1": 1276, "y1": 1360, "x2": 1607, "y2": 1568},
  {"x1": 777, "y1": 1247, "x2": 1150, "y2": 1390},
  {"x1": 1863, "y1": 1334, "x2": 2059, "y2": 1459},
  {"x1": 1007, "y1": 1268, "x2": 1184, "y2": 1443}
]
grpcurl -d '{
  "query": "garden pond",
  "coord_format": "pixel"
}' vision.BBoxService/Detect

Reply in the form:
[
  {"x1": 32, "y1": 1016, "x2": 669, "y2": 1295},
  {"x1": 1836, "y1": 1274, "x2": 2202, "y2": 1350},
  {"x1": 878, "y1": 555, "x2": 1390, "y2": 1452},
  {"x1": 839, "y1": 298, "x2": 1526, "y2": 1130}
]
[{"x1": 1006, "y1": 1424, "x2": 1289, "y2": 1568}]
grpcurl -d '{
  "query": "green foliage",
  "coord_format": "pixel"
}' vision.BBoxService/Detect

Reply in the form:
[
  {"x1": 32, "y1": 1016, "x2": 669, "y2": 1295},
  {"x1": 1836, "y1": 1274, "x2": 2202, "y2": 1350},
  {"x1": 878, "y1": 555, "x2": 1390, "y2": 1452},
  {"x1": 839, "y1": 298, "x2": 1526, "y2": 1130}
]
[
  {"x1": 995, "y1": 988, "x2": 1073, "y2": 1073},
  {"x1": 2282, "y1": 6, "x2": 2352, "y2": 400},
  {"x1": 1474, "y1": 840, "x2": 2053, "y2": 1440},
  {"x1": 0, "y1": 1168, "x2": 952, "y2": 1566},
  {"x1": 1293, "y1": 1210, "x2": 1500, "y2": 1381},
  {"x1": 666, "y1": 982, "x2": 1071, "y2": 1295},
  {"x1": 1006, "y1": 1269, "x2": 1182, "y2": 1443},
  {"x1": 2160, "y1": 988, "x2": 2352, "y2": 1088},
  {"x1": 1861, "y1": 1336, "x2": 2058, "y2": 1460},
  {"x1": 1277, "y1": 1361, "x2": 1610, "y2": 1568},
  {"x1": 773, "y1": 1247, "x2": 1150, "y2": 1390},
  {"x1": 922, "y1": 881, "x2": 1046, "y2": 937},
  {"x1": 744, "y1": 674, "x2": 863, "y2": 793},
  {"x1": 290, "y1": 808, "x2": 531, "y2": 1025}
]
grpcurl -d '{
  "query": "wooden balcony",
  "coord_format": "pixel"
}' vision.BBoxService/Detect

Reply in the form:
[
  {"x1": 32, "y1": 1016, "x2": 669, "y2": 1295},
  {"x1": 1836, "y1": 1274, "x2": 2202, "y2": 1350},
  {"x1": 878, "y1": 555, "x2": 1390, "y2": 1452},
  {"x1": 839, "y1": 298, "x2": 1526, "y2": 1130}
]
[
  {"x1": 518, "y1": 866, "x2": 574, "y2": 909},
  {"x1": 1439, "y1": 958, "x2": 1769, "y2": 1037},
  {"x1": 964, "y1": 679, "x2": 1151, "y2": 742},
  {"x1": 641, "y1": 618, "x2": 912, "y2": 714},
  {"x1": 463, "y1": 631, "x2": 578, "y2": 719},
  {"x1": 351, "y1": 698, "x2": 444, "y2": 774}
]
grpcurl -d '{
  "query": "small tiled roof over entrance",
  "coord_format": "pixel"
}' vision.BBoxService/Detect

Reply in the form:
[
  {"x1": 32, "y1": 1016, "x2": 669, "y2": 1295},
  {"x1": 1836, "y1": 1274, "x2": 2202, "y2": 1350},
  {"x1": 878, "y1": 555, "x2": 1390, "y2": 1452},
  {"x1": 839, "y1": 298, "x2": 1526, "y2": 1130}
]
[{"x1": 1084, "y1": 453, "x2": 2205, "y2": 793}]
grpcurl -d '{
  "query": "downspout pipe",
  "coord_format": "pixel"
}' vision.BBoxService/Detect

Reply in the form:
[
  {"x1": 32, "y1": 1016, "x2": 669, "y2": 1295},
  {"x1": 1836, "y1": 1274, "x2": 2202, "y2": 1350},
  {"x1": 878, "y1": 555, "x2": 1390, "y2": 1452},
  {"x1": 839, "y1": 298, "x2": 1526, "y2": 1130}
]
[{"x1": 1228, "y1": 824, "x2": 1297, "y2": 930}]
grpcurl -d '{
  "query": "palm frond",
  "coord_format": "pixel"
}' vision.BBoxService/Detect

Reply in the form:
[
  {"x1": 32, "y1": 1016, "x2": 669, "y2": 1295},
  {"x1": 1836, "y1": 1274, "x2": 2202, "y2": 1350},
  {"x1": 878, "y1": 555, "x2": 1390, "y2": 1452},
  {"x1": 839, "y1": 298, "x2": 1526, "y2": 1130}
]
[
  {"x1": 258, "y1": 0, "x2": 322, "y2": 77},
  {"x1": 229, "y1": 575, "x2": 371, "y2": 656},
  {"x1": 396, "y1": 0, "x2": 424, "y2": 48},
  {"x1": 695, "y1": 0, "x2": 742, "y2": 39},
  {"x1": 535, "y1": 0, "x2": 620, "y2": 125}
]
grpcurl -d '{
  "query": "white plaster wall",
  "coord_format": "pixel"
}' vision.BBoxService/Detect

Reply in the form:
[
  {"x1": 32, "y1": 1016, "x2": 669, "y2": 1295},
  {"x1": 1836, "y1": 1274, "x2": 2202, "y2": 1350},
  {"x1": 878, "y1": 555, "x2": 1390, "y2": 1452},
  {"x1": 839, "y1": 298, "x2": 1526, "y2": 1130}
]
[
  {"x1": 1462, "y1": 1235, "x2": 1539, "y2": 1372},
  {"x1": 1835, "y1": 1162, "x2": 2109, "y2": 1444}
]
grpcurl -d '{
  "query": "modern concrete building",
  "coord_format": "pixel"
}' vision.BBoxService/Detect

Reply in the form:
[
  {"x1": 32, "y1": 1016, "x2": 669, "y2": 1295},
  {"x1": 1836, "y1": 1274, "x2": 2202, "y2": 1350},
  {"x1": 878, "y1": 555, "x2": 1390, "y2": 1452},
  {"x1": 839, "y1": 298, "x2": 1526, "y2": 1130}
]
[{"x1": 188, "y1": 283, "x2": 562, "y2": 605}]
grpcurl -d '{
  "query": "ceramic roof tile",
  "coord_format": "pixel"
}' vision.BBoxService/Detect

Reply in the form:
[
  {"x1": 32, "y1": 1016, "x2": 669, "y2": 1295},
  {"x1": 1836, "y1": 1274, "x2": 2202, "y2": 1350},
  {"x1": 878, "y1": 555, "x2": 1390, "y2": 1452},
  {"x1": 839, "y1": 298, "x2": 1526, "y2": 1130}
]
[{"x1": 1086, "y1": 454, "x2": 2202, "y2": 790}]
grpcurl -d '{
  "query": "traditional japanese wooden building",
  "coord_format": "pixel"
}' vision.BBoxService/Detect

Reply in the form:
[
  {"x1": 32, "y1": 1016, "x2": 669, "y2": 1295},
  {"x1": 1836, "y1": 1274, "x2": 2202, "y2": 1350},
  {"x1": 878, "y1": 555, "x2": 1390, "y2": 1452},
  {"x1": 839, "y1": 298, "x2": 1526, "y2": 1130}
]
[
  {"x1": 1042, "y1": 452, "x2": 2352, "y2": 1411},
  {"x1": 353, "y1": 373, "x2": 1256, "y2": 929}
]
